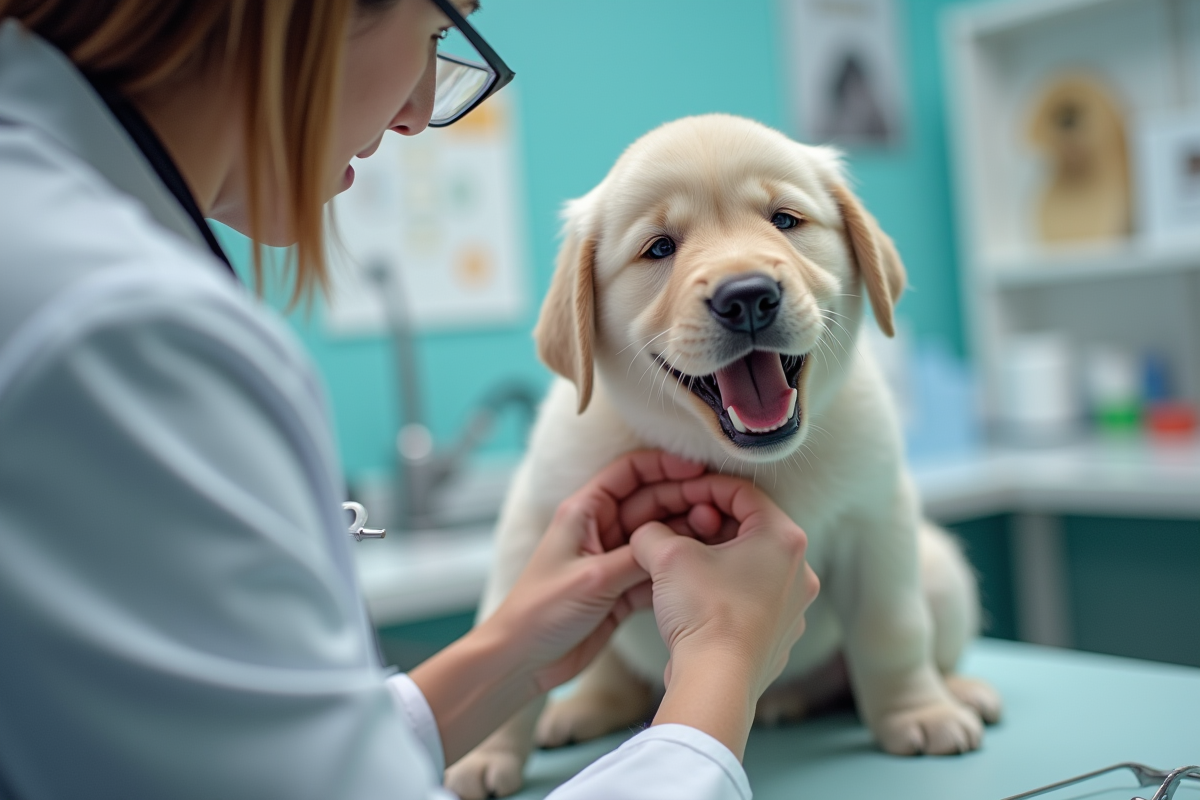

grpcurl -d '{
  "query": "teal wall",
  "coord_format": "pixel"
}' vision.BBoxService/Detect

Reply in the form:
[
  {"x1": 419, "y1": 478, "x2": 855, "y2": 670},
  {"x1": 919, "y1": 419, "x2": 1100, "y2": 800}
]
[
  {"x1": 217, "y1": 0, "x2": 1200, "y2": 669},
  {"x1": 219, "y1": 0, "x2": 985, "y2": 481}
]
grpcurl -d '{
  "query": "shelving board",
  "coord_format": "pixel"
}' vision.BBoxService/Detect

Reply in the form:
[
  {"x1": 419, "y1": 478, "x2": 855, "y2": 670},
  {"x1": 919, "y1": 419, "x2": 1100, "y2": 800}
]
[{"x1": 984, "y1": 240, "x2": 1200, "y2": 289}]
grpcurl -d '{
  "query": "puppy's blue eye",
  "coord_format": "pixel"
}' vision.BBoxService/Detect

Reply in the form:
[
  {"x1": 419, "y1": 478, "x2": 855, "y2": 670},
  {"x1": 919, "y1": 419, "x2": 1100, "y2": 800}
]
[
  {"x1": 772, "y1": 212, "x2": 801, "y2": 230},
  {"x1": 645, "y1": 237, "x2": 676, "y2": 259}
]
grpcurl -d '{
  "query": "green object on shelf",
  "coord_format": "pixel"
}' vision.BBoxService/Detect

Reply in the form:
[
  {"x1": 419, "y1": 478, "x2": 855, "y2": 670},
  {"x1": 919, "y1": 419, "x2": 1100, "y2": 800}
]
[{"x1": 1095, "y1": 401, "x2": 1141, "y2": 434}]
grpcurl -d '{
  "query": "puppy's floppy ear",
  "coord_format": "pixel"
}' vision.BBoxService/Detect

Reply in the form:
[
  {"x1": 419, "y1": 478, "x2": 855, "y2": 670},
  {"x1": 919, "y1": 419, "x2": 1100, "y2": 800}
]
[
  {"x1": 534, "y1": 227, "x2": 597, "y2": 413},
  {"x1": 830, "y1": 182, "x2": 906, "y2": 338}
]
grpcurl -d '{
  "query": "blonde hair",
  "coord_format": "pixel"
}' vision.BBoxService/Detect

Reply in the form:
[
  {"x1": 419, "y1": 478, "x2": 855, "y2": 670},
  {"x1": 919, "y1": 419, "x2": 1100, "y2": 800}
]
[{"x1": 0, "y1": 0, "x2": 357, "y2": 303}]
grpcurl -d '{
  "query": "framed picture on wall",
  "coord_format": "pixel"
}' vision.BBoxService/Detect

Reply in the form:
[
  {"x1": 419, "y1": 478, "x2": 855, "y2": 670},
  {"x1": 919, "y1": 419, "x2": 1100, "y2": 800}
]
[
  {"x1": 781, "y1": 0, "x2": 907, "y2": 148},
  {"x1": 324, "y1": 91, "x2": 529, "y2": 336},
  {"x1": 1135, "y1": 112, "x2": 1200, "y2": 248}
]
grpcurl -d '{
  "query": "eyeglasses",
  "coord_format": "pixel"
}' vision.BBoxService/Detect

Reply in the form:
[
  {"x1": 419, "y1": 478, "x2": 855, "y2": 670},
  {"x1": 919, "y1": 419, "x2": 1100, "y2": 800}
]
[
  {"x1": 1004, "y1": 763, "x2": 1200, "y2": 800},
  {"x1": 427, "y1": 0, "x2": 514, "y2": 127}
]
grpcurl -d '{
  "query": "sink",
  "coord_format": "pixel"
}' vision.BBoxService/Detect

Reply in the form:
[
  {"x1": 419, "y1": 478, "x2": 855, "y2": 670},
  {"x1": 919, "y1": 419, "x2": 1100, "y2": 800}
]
[{"x1": 351, "y1": 454, "x2": 519, "y2": 532}]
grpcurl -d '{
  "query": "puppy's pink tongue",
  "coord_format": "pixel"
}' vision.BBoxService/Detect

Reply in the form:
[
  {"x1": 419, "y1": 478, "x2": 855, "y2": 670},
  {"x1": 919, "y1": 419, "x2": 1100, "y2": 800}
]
[{"x1": 714, "y1": 351, "x2": 792, "y2": 429}]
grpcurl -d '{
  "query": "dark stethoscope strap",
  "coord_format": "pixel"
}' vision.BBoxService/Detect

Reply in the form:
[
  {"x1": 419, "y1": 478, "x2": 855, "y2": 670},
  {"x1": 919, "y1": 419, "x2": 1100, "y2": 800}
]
[{"x1": 85, "y1": 75, "x2": 237, "y2": 279}]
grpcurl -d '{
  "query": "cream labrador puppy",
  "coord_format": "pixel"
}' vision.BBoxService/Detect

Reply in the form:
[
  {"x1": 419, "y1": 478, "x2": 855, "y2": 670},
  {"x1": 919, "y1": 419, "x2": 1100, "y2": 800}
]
[{"x1": 445, "y1": 114, "x2": 1001, "y2": 800}]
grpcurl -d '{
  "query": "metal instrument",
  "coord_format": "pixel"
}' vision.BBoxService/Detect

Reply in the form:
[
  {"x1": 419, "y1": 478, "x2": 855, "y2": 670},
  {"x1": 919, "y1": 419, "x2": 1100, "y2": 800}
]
[{"x1": 343, "y1": 501, "x2": 386, "y2": 541}]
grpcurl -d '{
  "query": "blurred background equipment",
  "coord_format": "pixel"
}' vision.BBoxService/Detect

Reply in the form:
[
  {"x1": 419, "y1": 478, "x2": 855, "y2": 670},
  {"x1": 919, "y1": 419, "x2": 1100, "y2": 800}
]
[
  {"x1": 1083, "y1": 344, "x2": 1142, "y2": 435},
  {"x1": 1026, "y1": 73, "x2": 1131, "y2": 244},
  {"x1": 998, "y1": 331, "x2": 1079, "y2": 445}
]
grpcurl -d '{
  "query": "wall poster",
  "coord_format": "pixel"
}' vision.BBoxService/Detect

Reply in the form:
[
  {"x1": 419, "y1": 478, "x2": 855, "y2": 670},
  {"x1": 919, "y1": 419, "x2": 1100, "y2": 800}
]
[
  {"x1": 323, "y1": 91, "x2": 528, "y2": 335},
  {"x1": 782, "y1": 0, "x2": 907, "y2": 148}
]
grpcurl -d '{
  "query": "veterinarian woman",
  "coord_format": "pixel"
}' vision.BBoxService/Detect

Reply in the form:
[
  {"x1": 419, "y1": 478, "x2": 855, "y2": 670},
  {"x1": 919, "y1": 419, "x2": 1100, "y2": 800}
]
[{"x1": 0, "y1": 2, "x2": 820, "y2": 798}]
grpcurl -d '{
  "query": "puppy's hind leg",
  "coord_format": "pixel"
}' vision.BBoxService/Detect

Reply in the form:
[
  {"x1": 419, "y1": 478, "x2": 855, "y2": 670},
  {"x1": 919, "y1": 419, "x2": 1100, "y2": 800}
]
[
  {"x1": 446, "y1": 697, "x2": 544, "y2": 800},
  {"x1": 536, "y1": 645, "x2": 655, "y2": 748},
  {"x1": 920, "y1": 521, "x2": 1003, "y2": 724}
]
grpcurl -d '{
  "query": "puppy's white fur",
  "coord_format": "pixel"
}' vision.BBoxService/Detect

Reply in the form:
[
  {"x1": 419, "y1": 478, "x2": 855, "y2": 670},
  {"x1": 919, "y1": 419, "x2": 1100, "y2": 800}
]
[{"x1": 445, "y1": 115, "x2": 1001, "y2": 800}]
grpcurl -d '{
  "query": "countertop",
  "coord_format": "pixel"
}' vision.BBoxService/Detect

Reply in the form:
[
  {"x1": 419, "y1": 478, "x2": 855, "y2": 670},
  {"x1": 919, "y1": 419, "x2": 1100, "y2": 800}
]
[{"x1": 509, "y1": 638, "x2": 1200, "y2": 800}]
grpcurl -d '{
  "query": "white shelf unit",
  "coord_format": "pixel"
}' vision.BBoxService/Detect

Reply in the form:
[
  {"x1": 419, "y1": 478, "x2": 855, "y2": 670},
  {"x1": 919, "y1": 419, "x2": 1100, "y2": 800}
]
[{"x1": 942, "y1": 0, "x2": 1200, "y2": 431}]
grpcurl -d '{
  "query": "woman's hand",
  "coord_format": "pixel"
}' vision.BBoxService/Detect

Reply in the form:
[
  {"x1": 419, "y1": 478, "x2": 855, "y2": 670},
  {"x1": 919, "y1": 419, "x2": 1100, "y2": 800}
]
[
  {"x1": 410, "y1": 449, "x2": 712, "y2": 765},
  {"x1": 628, "y1": 474, "x2": 821, "y2": 760},
  {"x1": 482, "y1": 449, "x2": 713, "y2": 692}
]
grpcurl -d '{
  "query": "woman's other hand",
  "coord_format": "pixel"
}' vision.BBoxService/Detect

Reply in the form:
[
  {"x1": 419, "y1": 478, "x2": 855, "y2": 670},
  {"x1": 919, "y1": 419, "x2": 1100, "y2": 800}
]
[
  {"x1": 629, "y1": 475, "x2": 821, "y2": 760},
  {"x1": 411, "y1": 449, "x2": 711, "y2": 764},
  {"x1": 483, "y1": 449, "x2": 711, "y2": 692}
]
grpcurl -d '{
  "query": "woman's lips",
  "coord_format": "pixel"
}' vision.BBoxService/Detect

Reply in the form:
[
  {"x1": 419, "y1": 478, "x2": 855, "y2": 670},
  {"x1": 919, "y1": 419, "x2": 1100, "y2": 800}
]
[{"x1": 341, "y1": 164, "x2": 355, "y2": 190}]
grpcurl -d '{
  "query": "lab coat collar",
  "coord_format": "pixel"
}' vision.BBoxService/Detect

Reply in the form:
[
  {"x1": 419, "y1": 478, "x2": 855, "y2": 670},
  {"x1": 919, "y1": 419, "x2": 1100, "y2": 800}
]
[{"x1": 0, "y1": 19, "x2": 207, "y2": 253}]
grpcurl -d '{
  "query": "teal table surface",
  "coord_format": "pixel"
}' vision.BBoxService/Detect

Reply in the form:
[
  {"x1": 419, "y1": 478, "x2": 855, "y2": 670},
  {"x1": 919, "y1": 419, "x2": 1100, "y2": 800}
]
[{"x1": 509, "y1": 639, "x2": 1199, "y2": 799}]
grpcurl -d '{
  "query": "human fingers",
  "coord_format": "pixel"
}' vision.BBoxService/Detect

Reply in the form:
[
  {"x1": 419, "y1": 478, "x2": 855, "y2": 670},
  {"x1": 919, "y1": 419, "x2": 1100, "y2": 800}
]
[
  {"x1": 629, "y1": 520, "x2": 704, "y2": 575},
  {"x1": 679, "y1": 473, "x2": 793, "y2": 531},
  {"x1": 617, "y1": 480, "x2": 733, "y2": 539},
  {"x1": 586, "y1": 450, "x2": 707, "y2": 507},
  {"x1": 577, "y1": 545, "x2": 651, "y2": 602},
  {"x1": 687, "y1": 504, "x2": 738, "y2": 543},
  {"x1": 557, "y1": 451, "x2": 707, "y2": 555},
  {"x1": 659, "y1": 506, "x2": 735, "y2": 544},
  {"x1": 657, "y1": 510, "x2": 731, "y2": 544},
  {"x1": 616, "y1": 481, "x2": 691, "y2": 537},
  {"x1": 623, "y1": 580, "x2": 654, "y2": 612}
]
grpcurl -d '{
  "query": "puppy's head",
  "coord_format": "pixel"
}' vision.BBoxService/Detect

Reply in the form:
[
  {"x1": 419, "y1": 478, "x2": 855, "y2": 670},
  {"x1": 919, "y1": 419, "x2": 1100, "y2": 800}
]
[{"x1": 534, "y1": 115, "x2": 905, "y2": 464}]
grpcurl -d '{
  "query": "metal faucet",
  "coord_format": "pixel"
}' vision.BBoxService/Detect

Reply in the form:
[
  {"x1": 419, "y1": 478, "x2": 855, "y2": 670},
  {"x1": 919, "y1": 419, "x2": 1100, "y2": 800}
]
[{"x1": 366, "y1": 260, "x2": 537, "y2": 531}]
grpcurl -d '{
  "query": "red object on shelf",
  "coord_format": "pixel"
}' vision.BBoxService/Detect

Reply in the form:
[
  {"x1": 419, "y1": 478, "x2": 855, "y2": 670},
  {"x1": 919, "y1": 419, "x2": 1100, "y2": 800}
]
[{"x1": 1147, "y1": 402, "x2": 1198, "y2": 438}]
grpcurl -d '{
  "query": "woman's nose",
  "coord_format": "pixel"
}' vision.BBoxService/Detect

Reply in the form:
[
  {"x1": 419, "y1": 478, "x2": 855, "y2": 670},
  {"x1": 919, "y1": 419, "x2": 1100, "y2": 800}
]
[{"x1": 392, "y1": 46, "x2": 437, "y2": 136}]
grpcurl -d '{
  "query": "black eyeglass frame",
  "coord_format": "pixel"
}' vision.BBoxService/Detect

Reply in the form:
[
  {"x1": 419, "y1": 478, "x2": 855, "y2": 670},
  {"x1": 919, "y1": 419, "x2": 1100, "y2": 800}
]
[{"x1": 427, "y1": 0, "x2": 515, "y2": 128}]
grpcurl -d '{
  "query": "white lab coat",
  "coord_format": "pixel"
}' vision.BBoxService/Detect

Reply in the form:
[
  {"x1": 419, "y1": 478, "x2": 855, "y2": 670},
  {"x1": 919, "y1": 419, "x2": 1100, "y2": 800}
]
[{"x1": 0, "y1": 20, "x2": 751, "y2": 800}]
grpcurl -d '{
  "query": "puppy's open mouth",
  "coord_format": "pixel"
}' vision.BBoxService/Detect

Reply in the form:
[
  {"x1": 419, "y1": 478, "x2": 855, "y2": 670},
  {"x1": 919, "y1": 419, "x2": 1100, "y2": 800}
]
[{"x1": 654, "y1": 351, "x2": 807, "y2": 447}]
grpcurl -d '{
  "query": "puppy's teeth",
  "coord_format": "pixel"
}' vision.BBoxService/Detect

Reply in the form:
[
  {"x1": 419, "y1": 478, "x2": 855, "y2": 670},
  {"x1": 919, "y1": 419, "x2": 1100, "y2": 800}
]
[
  {"x1": 727, "y1": 406, "x2": 748, "y2": 434},
  {"x1": 787, "y1": 388, "x2": 798, "y2": 418}
]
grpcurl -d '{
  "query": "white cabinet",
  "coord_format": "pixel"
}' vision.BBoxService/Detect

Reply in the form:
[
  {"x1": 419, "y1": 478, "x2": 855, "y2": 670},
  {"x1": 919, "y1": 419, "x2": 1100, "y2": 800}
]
[{"x1": 942, "y1": 0, "x2": 1200, "y2": 430}]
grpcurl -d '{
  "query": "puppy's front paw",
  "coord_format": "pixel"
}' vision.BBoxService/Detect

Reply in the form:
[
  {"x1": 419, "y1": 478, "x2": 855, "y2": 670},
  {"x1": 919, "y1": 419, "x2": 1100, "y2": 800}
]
[
  {"x1": 875, "y1": 699, "x2": 983, "y2": 755},
  {"x1": 445, "y1": 748, "x2": 525, "y2": 800},
  {"x1": 944, "y1": 673, "x2": 1003, "y2": 724}
]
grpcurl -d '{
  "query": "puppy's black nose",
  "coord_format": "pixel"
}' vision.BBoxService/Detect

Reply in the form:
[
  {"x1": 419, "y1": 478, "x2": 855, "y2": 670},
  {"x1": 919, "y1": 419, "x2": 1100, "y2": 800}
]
[{"x1": 708, "y1": 274, "x2": 781, "y2": 335}]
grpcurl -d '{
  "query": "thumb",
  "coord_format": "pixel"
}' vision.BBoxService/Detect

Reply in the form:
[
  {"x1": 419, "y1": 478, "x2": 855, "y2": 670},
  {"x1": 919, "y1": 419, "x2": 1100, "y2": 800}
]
[
  {"x1": 623, "y1": 580, "x2": 654, "y2": 612},
  {"x1": 586, "y1": 544, "x2": 650, "y2": 598},
  {"x1": 630, "y1": 520, "x2": 699, "y2": 575}
]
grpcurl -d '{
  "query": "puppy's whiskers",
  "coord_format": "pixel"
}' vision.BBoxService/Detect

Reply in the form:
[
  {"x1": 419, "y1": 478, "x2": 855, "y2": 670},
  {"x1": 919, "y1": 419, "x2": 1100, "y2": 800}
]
[
  {"x1": 616, "y1": 329, "x2": 668, "y2": 356},
  {"x1": 818, "y1": 311, "x2": 862, "y2": 361},
  {"x1": 819, "y1": 310, "x2": 855, "y2": 343},
  {"x1": 633, "y1": 338, "x2": 681, "y2": 389},
  {"x1": 813, "y1": 334, "x2": 841, "y2": 371},
  {"x1": 626, "y1": 329, "x2": 674, "y2": 378}
]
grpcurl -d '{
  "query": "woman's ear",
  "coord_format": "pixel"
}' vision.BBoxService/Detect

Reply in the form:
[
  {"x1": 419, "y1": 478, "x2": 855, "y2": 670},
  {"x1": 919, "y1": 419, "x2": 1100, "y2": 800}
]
[
  {"x1": 829, "y1": 182, "x2": 906, "y2": 337},
  {"x1": 534, "y1": 228, "x2": 597, "y2": 413}
]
